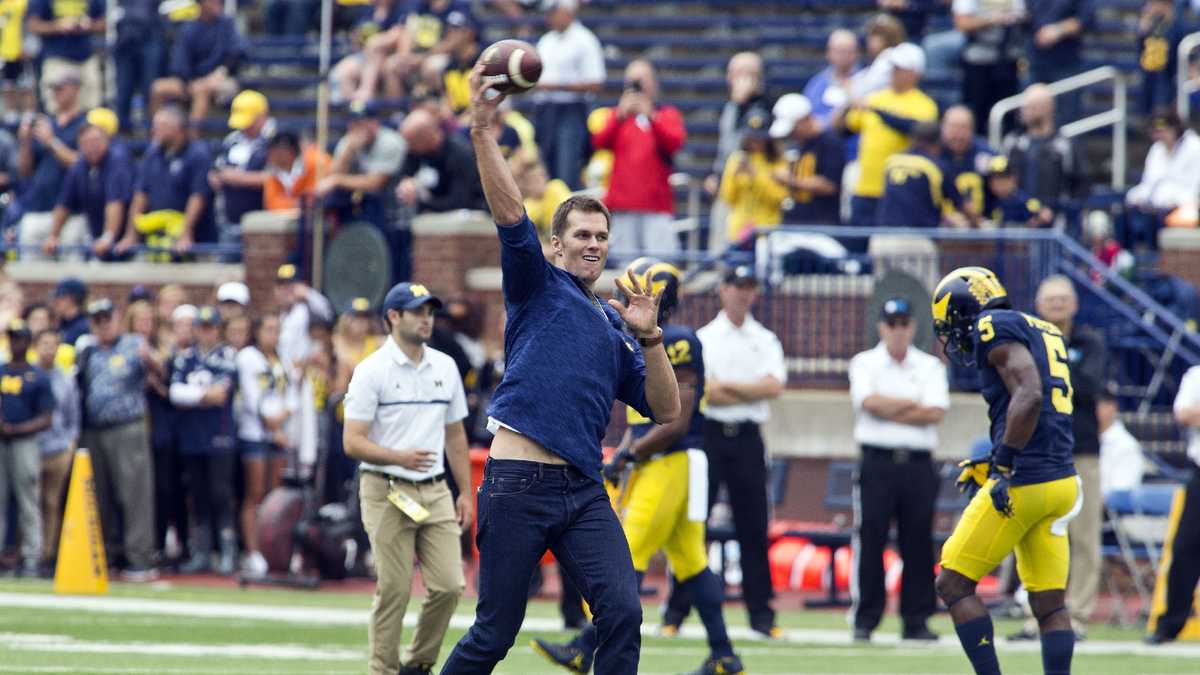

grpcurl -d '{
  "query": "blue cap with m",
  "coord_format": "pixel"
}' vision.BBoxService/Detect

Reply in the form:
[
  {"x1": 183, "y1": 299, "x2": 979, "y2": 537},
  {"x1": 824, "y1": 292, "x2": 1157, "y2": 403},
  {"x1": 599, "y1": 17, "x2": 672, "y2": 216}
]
[{"x1": 382, "y1": 282, "x2": 443, "y2": 314}]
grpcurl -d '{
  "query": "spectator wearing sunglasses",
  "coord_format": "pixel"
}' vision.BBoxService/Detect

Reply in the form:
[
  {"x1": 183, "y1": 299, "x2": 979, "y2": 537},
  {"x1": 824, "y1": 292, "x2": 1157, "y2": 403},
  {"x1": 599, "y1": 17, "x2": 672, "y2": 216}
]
[{"x1": 846, "y1": 297, "x2": 949, "y2": 643}]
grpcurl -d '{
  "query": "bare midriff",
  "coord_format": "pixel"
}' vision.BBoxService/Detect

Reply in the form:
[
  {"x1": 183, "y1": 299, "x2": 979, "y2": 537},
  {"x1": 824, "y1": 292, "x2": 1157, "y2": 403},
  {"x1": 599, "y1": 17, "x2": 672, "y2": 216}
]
[{"x1": 488, "y1": 427, "x2": 569, "y2": 464}]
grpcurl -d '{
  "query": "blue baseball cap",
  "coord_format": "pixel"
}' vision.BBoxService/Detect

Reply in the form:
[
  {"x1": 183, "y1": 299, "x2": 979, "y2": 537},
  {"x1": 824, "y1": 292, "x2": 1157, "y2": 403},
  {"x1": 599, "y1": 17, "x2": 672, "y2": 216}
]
[
  {"x1": 722, "y1": 264, "x2": 758, "y2": 286},
  {"x1": 54, "y1": 277, "x2": 87, "y2": 302},
  {"x1": 880, "y1": 297, "x2": 911, "y2": 320},
  {"x1": 383, "y1": 282, "x2": 443, "y2": 314},
  {"x1": 194, "y1": 305, "x2": 222, "y2": 326}
]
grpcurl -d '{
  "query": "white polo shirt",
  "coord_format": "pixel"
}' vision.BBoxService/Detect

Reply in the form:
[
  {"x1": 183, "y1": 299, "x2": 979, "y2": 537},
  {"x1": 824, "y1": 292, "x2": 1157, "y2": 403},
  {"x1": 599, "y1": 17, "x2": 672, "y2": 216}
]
[
  {"x1": 343, "y1": 337, "x2": 468, "y2": 481},
  {"x1": 534, "y1": 20, "x2": 606, "y2": 104},
  {"x1": 1173, "y1": 365, "x2": 1200, "y2": 464},
  {"x1": 848, "y1": 342, "x2": 949, "y2": 450},
  {"x1": 697, "y1": 311, "x2": 787, "y2": 425}
]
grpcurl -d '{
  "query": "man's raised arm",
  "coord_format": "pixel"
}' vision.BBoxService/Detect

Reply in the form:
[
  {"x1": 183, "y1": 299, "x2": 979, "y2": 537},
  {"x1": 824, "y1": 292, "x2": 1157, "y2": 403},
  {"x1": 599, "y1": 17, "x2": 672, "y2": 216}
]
[{"x1": 468, "y1": 65, "x2": 525, "y2": 226}]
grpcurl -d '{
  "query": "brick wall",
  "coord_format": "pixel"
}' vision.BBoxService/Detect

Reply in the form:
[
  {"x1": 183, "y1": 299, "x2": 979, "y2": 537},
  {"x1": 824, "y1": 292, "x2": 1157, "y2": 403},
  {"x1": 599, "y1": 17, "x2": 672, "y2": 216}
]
[
  {"x1": 410, "y1": 211, "x2": 500, "y2": 298},
  {"x1": 4, "y1": 262, "x2": 242, "y2": 315},
  {"x1": 241, "y1": 211, "x2": 300, "y2": 315}
]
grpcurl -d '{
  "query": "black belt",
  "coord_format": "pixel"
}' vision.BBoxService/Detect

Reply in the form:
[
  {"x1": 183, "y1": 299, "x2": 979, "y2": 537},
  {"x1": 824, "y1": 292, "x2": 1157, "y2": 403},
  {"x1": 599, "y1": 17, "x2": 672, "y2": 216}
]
[
  {"x1": 705, "y1": 419, "x2": 760, "y2": 438},
  {"x1": 861, "y1": 444, "x2": 931, "y2": 463},
  {"x1": 362, "y1": 469, "x2": 446, "y2": 486},
  {"x1": 86, "y1": 416, "x2": 145, "y2": 432}
]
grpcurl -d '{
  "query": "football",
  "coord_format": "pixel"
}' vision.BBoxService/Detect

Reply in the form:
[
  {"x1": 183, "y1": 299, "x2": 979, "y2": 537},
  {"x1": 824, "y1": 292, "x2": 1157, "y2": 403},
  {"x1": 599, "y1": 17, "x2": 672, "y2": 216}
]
[{"x1": 478, "y1": 39, "x2": 542, "y2": 95}]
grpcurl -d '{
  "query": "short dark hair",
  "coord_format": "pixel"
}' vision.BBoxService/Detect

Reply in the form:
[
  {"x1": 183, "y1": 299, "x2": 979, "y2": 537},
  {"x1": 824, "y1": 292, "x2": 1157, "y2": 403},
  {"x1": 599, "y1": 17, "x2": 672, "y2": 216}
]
[
  {"x1": 33, "y1": 328, "x2": 58, "y2": 343},
  {"x1": 1151, "y1": 106, "x2": 1186, "y2": 136},
  {"x1": 268, "y1": 131, "x2": 300, "y2": 154},
  {"x1": 551, "y1": 195, "x2": 611, "y2": 240}
]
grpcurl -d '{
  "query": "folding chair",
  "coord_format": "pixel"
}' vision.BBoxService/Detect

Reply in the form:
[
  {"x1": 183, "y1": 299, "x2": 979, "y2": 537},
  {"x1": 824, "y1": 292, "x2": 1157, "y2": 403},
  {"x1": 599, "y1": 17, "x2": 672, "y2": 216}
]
[{"x1": 1103, "y1": 483, "x2": 1181, "y2": 626}]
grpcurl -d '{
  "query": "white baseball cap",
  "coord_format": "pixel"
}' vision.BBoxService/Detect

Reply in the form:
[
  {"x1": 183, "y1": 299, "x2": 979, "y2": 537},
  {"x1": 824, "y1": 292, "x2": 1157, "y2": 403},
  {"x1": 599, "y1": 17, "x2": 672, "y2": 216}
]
[
  {"x1": 217, "y1": 281, "x2": 250, "y2": 306},
  {"x1": 888, "y1": 43, "x2": 926, "y2": 75},
  {"x1": 769, "y1": 94, "x2": 813, "y2": 138},
  {"x1": 172, "y1": 304, "x2": 198, "y2": 322}
]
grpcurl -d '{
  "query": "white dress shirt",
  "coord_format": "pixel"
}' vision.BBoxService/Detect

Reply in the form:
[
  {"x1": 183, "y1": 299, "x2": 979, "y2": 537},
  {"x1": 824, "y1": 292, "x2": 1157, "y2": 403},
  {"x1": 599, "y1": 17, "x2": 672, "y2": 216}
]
[
  {"x1": 697, "y1": 311, "x2": 787, "y2": 424},
  {"x1": 534, "y1": 20, "x2": 606, "y2": 104},
  {"x1": 1099, "y1": 419, "x2": 1146, "y2": 496},
  {"x1": 1126, "y1": 130, "x2": 1200, "y2": 210},
  {"x1": 1174, "y1": 365, "x2": 1200, "y2": 464},
  {"x1": 344, "y1": 337, "x2": 468, "y2": 481},
  {"x1": 848, "y1": 342, "x2": 949, "y2": 450}
]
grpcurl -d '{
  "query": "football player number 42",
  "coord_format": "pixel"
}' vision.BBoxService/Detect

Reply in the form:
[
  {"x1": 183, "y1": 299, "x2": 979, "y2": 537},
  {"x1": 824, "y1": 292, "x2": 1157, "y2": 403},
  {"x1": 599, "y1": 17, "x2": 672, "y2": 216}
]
[{"x1": 977, "y1": 315, "x2": 1074, "y2": 414}]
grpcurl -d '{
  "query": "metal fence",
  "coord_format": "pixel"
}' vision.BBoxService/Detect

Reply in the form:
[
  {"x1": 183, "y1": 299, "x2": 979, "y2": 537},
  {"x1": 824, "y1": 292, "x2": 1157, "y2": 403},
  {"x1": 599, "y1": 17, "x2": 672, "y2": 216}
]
[{"x1": 670, "y1": 226, "x2": 1200, "y2": 416}]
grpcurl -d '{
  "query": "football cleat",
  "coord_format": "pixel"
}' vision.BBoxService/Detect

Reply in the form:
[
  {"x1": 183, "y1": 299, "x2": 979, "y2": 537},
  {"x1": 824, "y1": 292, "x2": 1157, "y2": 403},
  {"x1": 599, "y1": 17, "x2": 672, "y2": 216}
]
[
  {"x1": 531, "y1": 638, "x2": 592, "y2": 674},
  {"x1": 681, "y1": 655, "x2": 746, "y2": 675}
]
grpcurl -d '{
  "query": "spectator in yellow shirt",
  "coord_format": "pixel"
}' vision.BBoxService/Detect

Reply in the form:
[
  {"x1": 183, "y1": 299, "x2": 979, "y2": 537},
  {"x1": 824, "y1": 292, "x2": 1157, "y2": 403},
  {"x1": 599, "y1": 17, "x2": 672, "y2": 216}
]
[
  {"x1": 719, "y1": 110, "x2": 789, "y2": 245},
  {"x1": 841, "y1": 43, "x2": 938, "y2": 248},
  {"x1": 0, "y1": 0, "x2": 31, "y2": 117}
]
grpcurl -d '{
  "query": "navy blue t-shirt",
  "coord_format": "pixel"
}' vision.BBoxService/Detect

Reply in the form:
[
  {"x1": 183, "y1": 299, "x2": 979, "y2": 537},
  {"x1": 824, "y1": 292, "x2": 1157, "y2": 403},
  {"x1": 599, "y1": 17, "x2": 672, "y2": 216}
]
[
  {"x1": 135, "y1": 139, "x2": 216, "y2": 243},
  {"x1": 31, "y1": 0, "x2": 105, "y2": 61},
  {"x1": 629, "y1": 324, "x2": 703, "y2": 454},
  {"x1": 406, "y1": 0, "x2": 470, "y2": 51},
  {"x1": 170, "y1": 344, "x2": 238, "y2": 455},
  {"x1": 991, "y1": 189, "x2": 1043, "y2": 226},
  {"x1": 1027, "y1": 0, "x2": 1095, "y2": 69},
  {"x1": 60, "y1": 314, "x2": 88, "y2": 346},
  {"x1": 216, "y1": 130, "x2": 268, "y2": 225},
  {"x1": 57, "y1": 142, "x2": 135, "y2": 238},
  {"x1": 355, "y1": 0, "x2": 408, "y2": 35},
  {"x1": 782, "y1": 130, "x2": 845, "y2": 225},
  {"x1": 22, "y1": 111, "x2": 87, "y2": 213},
  {"x1": 0, "y1": 363, "x2": 54, "y2": 429},
  {"x1": 940, "y1": 138, "x2": 995, "y2": 218},
  {"x1": 974, "y1": 308, "x2": 1076, "y2": 485},
  {"x1": 486, "y1": 215, "x2": 655, "y2": 481},
  {"x1": 170, "y1": 15, "x2": 244, "y2": 80},
  {"x1": 876, "y1": 150, "x2": 960, "y2": 229}
]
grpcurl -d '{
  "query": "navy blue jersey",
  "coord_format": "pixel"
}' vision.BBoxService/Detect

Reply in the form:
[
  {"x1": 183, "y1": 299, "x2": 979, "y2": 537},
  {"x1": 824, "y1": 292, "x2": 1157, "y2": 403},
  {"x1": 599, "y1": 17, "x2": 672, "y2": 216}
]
[
  {"x1": 974, "y1": 309, "x2": 1075, "y2": 485},
  {"x1": 171, "y1": 345, "x2": 238, "y2": 456},
  {"x1": 0, "y1": 363, "x2": 54, "y2": 429},
  {"x1": 876, "y1": 150, "x2": 961, "y2": 229},
  {"x1": 628, "y1": 324, "x2": 704, "y2": 453},
  {"x1": 940, "y1": 138, "x2": 995, "y2": 217},
  {"x1": 991, "y1": 189, "x2": 1043, "y2": 226}
]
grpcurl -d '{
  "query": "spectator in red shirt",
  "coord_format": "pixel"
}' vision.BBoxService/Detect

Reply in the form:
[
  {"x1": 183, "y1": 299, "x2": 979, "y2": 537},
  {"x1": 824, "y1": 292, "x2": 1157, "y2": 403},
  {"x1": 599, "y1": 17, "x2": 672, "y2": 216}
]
[{"x1": 591, "y1": 58, "x2": 686, "y2": 261}]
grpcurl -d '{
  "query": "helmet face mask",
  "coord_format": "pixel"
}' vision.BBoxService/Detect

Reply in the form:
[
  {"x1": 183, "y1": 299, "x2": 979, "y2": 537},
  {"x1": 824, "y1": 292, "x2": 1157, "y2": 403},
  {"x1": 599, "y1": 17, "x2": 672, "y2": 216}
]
[{"x1": 931, "y1": 266, "x2": 1009, "y2": 368}]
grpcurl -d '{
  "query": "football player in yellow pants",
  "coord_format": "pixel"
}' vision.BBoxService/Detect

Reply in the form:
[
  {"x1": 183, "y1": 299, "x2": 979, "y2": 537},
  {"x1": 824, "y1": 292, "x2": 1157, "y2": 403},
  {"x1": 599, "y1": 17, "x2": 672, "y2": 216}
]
[
  {"x1": 931, "y1": 267, "x2": 1082, "y2": 675},
  {"x1": 532, "y1": 259, "x2": 744, "y2": 675}
]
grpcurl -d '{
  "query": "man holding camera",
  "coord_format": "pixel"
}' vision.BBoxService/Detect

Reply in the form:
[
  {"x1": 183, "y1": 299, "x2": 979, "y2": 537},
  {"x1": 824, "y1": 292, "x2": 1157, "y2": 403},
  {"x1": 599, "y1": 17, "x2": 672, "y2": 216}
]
[{"x1": 590, "y1": 58, "x2": 686, "y2": 260}]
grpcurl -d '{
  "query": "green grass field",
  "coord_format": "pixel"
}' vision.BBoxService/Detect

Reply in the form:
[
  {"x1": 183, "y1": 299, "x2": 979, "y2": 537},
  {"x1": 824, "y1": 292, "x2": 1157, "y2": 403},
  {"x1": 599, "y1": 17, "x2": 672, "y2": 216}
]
[{"x1": 0, "y1": 579, "x2": 1194, "y2": 674}]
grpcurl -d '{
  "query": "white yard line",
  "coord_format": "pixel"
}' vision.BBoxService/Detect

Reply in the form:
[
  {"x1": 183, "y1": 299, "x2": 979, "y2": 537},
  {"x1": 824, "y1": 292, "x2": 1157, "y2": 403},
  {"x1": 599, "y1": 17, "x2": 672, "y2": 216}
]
[
  {"x1": 0, "y1": 592, "x2": 1197, "y2": 659},
  {"x1": 0, "y1": 632, "x2": 360, "y2": 660}
]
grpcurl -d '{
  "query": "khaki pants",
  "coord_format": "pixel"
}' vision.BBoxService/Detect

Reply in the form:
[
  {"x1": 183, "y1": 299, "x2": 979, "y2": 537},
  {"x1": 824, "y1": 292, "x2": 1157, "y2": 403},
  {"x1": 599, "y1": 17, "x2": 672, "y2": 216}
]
[
  {"x1": 40, "y1": 449, "x2": 74, "y2": 563},
  {"x1": 1067, "y1": 455, "x2": 1102, "y2": 631},
  {"x1": 41, "y1": 56, "x2": 103, "y2": 112},
  {"x1": 359, "y1": 473, "x2": 464, "y2": 674},
  {"x1": 85, "y1": 420, "x2": 155, "y2": 569}
]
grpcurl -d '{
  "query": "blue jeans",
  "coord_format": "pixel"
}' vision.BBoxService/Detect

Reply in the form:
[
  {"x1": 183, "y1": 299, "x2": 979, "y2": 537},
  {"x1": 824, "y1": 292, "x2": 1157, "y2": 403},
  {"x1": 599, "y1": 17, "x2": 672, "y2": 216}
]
[
  {"x1": 113, "y1": 34, "x2": 165, "y2": 132},
  {"x1": 845, "y1": 196, "x2": 879, "y2": 254},
  {"x1": 534, "y1": 101, "x2": 589, "y2": 190},
  {"x1": 441, "y1": 459, "x2": 642, "y2": 674},
  {"x1": 265, "y1": 0, "x2": 319, "y2": 35}
]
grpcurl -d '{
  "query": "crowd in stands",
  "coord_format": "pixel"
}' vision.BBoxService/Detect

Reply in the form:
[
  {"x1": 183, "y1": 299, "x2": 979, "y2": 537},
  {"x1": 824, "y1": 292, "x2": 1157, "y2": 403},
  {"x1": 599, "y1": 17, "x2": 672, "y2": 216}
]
[
  {"x1": 0, "y1": 270, "x2": 496, "y2": 578},
  {"x1": 1, "y1": 0, "x2": 1199, "y2": 270}
]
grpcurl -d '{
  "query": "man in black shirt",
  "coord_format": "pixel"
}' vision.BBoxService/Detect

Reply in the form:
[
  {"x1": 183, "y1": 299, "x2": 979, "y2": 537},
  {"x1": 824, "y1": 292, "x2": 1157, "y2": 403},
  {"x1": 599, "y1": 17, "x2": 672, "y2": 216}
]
[{"x1": 396, "y1": 108, "x2": 485, "y2": 213}]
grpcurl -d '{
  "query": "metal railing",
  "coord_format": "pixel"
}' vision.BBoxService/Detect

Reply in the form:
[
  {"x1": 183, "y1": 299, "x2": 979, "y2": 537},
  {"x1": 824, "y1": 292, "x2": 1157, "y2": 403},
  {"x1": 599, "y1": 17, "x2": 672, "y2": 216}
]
[
  {"x1": 1177, "y1": 31, "x2": 1200, "y2": 120},
  {"x1": 734, "y1": 224, "x2": 1200, "y2": 411},
  {"x1": 988, "y1": 65, "x2": 1128, "y2": 189}
]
